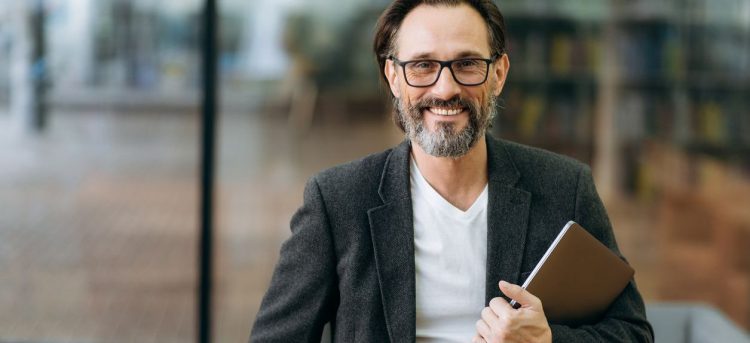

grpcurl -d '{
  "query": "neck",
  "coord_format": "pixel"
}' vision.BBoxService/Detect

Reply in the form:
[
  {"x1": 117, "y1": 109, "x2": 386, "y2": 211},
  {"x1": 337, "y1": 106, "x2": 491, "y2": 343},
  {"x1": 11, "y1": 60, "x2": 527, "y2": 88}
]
[{"x1": 411, "y1": 135, "x2": 489, "y2": 211}]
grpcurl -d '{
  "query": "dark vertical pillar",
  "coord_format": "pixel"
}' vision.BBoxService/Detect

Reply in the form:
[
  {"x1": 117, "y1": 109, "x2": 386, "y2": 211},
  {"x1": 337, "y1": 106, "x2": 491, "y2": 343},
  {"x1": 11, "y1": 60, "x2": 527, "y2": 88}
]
[
  {"x1": 31, "y1": 0, "x2": 47, "y2": 132},
  {"x1": 199, "y1": 0, "x2": 218, "y2": 342}
]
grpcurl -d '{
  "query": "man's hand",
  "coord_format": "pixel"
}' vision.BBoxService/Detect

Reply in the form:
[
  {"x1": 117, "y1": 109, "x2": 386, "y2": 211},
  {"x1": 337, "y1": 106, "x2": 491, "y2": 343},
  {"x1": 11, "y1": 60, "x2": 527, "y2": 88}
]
[{"x1": 473, "y1": 281, "x2": 552, "y2": 343}]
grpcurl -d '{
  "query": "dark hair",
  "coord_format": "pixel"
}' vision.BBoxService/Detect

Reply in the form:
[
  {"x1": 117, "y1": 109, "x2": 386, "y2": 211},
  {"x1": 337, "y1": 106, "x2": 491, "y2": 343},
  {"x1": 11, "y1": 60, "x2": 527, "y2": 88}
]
[
  {"x1": 373, "y1": 0, "x2": 506, "y2": 87},
  {"x1": 372, "y1": 0, "x2": 506, "y2": 131}
]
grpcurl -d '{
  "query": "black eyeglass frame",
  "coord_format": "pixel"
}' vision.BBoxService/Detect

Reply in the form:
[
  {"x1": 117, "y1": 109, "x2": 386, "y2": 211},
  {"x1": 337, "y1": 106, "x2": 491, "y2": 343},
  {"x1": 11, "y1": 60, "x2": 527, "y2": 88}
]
[{"x1": 389, "y1": 53, "x2": 501, "y2": 87}]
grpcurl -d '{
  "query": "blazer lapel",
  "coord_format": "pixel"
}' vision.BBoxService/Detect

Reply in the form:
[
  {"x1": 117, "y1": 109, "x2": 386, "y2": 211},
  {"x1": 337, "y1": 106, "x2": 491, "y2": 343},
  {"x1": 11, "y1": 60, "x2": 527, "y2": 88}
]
[
  {"x1": 485, "y1": 136, "x2": 532, "y2": 303},
  {"x1": 368, "y1": 140, "x2": 416, "y2": 343}
]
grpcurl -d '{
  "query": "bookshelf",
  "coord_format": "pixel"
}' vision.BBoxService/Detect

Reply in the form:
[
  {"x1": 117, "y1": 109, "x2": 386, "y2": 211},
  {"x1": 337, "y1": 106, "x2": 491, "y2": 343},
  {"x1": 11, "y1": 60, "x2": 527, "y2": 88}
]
[
  {"x1": 494, "y1": 0, "x2": 750, "y2": 193},
  {"x1": 496, "y1": 11, "x2": 601, "y2": 163}
]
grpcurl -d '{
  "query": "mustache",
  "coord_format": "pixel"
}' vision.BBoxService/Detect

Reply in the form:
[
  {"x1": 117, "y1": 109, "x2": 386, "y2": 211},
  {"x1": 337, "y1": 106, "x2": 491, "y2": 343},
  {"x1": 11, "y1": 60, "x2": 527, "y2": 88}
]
[{"x1": 408, "y1": 96, "x2": 478, "y2": 116}]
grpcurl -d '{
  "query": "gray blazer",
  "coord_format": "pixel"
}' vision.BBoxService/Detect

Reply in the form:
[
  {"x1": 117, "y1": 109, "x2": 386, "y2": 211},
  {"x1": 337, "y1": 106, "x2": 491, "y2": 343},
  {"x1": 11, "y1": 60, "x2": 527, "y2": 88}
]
[{"x1": 250, "y1": 135, "x2": 653, "y2": 342}]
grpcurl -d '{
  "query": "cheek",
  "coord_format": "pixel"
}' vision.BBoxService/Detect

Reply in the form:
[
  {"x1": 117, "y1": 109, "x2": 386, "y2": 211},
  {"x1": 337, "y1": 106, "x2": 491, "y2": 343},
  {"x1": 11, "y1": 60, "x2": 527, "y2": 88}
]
[
  {"x1": 404, "y1": 88, "x2": 429, "y2": 106},
  {"x1": 467, "y1": 89, "x2": 488, "y2": 109}
]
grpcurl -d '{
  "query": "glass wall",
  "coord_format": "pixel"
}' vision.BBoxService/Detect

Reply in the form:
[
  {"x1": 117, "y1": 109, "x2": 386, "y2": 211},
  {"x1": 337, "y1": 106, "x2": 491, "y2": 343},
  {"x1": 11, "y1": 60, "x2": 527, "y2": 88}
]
[{"x1": 0, "y1": 1, "x2": 201, "y2": 342}]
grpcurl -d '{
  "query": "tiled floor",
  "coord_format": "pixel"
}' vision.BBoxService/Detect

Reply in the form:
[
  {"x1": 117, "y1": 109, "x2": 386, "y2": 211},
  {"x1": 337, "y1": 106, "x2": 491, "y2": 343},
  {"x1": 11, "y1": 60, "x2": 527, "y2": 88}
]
[
  {"x1": 0, "y1": 109, "x2": 403, "y2": 342},
  {"x1": 1, "y1": 111, "x2": 200, "y2": 343},
  {"x1": 1, "y1": 108, "x2": 664, "y2": 342}
]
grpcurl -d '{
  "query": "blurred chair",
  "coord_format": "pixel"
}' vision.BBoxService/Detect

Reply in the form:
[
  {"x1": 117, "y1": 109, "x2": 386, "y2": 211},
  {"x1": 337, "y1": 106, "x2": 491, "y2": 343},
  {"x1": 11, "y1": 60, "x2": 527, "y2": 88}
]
[
  {"x1": 280, "y1": 12, "x2": 322, "y2": 132},
  {"x1": 647, "y1": 302, "x2": 750, "y2": 343}
]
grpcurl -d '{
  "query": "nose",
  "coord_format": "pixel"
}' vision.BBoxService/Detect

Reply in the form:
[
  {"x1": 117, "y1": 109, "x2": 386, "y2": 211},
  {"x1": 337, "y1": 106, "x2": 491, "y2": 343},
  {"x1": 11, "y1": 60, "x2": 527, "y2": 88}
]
[{"x1": 429, "y1": 66, "x2": 461, "y2": 100}]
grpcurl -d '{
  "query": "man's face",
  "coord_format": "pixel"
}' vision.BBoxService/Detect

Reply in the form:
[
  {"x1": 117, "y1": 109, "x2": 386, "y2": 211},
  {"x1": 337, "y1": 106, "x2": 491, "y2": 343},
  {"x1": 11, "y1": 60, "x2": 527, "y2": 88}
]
[{"x1": 385, "y1": 4, "x2": 509, "y2": 158}]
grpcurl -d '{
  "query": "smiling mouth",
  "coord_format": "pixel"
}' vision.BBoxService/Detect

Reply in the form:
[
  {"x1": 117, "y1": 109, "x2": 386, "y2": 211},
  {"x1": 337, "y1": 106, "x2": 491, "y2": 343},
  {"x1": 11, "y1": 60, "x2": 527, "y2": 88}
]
[{"x1": 427, "y1": 107, "x2": 465, "y2": 116}]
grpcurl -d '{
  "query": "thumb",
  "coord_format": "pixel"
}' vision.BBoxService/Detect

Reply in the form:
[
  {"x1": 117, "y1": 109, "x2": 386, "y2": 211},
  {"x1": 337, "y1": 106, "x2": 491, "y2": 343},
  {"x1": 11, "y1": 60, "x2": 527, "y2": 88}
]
[{"x1": 499, "y1": 280, "x2": 540, "y2": 310}]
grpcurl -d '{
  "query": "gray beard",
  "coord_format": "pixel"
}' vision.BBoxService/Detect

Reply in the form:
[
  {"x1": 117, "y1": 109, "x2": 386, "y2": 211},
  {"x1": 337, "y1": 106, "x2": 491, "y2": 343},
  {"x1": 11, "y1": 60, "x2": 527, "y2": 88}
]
[{"x1": 395, "y1": 95, "x2": 496, "y2": 158}]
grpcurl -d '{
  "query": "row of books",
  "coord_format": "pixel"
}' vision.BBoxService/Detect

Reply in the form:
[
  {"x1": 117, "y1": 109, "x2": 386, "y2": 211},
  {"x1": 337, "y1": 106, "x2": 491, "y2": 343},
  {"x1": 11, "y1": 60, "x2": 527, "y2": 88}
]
[
  {"x1": 615, "y1": 90, "x2": 750, "y2": 146},
  {"x1": 496, "y1": 89, "x2": 593, "y2": 145},
  {"x1": 496, "y1": 87, "x2": 749, "y2": 152},
  {"x1": 619, "y1": 25, "x2": 750, "y2": 83},
  {"x1": 506, "y1": 28, "x2": 600, "y2": 79},
  {"x1": 506, "y1": 23, "x2": 749, "y2": 84},
  {"x1": 500, "y1": 0, "x2": 750, "y2": 27}
]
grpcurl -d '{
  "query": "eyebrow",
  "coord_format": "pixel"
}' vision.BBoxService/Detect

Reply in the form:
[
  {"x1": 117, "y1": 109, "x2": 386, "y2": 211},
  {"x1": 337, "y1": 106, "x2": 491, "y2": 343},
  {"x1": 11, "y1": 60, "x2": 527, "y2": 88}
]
[{"x1": 407, "y1": 50, "x2": 487, "y2": 60}]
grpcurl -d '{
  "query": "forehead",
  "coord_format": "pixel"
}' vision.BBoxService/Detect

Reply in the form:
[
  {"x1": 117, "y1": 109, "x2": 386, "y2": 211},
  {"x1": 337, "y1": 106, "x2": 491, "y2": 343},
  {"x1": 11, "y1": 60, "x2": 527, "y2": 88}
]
[{"x1": 395, "y1": 4, "x2": 490, "y2": 59}]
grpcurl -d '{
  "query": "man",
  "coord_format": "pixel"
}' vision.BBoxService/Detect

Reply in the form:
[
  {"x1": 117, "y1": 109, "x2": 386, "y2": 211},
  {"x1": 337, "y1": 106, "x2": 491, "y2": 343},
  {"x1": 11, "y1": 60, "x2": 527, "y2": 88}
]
[{"x1": 250, "y1": 1, "x2": 653, "y2": 342}]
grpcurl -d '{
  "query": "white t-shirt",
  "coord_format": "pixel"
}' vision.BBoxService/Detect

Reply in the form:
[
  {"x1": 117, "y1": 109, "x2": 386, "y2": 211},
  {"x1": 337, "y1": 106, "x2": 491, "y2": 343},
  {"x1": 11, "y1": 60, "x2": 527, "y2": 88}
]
[{"x1": 410, "y1": 157, "x2": 489, "y2": 342}]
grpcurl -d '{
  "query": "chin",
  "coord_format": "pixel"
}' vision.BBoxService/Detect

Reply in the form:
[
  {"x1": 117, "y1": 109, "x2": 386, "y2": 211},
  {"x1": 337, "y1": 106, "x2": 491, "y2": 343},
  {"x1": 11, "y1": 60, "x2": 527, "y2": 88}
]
[{"x1": 426, "y1": 120, "x2": 466, "y2": 134}]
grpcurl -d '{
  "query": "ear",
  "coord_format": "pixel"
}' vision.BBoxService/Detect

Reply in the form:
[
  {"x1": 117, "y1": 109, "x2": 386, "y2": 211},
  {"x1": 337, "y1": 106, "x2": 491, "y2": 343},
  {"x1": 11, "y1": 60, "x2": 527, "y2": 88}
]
[
  {"x1": 384, "y1": 59, "x2": 401, "y2": 98},
  {"x1": 491, "y1": 54, "x2": 510, "y2": 97}
]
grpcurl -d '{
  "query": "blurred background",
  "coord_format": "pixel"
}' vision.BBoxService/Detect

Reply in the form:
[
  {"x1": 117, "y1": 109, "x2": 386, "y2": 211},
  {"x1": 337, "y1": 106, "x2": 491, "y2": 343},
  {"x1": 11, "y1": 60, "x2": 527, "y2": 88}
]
[{"x1": 0, "y1": 0, "x2": 747, "y2": 342}]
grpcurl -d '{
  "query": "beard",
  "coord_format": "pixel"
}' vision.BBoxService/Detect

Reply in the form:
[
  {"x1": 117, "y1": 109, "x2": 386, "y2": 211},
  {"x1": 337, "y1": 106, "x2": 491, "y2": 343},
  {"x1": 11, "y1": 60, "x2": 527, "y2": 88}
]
[{"x1": 394, "y1": 93, "x2": 497, "y2": 158}]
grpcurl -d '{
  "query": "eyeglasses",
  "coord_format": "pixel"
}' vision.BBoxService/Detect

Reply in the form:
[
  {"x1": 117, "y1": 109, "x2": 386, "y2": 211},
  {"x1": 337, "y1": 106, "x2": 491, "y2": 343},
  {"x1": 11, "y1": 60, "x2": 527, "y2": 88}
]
[{"x1": 389, "y1": 54, "x2": 500, "y2": 87}]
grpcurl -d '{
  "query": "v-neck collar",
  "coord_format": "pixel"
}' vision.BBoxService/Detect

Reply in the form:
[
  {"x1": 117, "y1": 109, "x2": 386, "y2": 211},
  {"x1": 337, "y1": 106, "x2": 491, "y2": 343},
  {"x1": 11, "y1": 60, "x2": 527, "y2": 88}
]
[{"x1": 409, "y1": 156, "x2": 488, "y2": 219}]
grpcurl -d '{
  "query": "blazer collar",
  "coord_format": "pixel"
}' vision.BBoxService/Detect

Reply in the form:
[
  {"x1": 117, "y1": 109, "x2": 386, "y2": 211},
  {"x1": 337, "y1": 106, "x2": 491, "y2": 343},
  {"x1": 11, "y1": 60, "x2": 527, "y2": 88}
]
[
  {"x1": 377, "y1": 138, "x2": 412, "y2": 203},
  {"x1": 377, "y1": 135, "x2": 522, "y2": 201},
  {"x1": 486, "y1": 134, "x2": 521, "y2": 186},
  {"x1": 368, "y1": 135, "x2": 532, "y2": 341}
]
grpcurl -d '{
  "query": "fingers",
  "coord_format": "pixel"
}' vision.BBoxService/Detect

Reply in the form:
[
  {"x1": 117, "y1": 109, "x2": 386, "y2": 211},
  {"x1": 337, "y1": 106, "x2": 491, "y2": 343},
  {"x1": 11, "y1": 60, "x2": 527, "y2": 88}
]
[
  {"x1": 478, "y1": 298, "x2": 512, "y2": 342},
  {"x1": 472, "y1": 333, "x2": 487, "y2": 343},
  {"x1": 499, "y1": 280, "x2": 542, "y2": 310},
  {"x1": 481, "y1": 306, "x2": 501, "y2": 327},
  {"x1": 475, "y1": 318, "x2": 492, "y2": 339},
  {"x1": 489, "y1": 294, "x2": 513, "y2": 317},
  {"x1": 476, "y1": 283, "x2": 552, "y2": 343}
]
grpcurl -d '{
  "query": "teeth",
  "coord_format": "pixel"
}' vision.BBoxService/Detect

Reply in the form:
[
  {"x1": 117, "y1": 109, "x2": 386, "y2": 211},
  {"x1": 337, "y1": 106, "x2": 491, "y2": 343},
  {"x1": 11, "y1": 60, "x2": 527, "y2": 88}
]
[{"x1": 429, "y1": 107, "x2": 463, "y2": 116}]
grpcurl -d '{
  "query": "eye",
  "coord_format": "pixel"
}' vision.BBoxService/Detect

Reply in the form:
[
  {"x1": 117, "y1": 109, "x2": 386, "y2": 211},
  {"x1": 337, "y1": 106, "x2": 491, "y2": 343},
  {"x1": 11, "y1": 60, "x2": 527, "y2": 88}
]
[
  {"x1": 455, "y1": 59, "x2": 480, "y2": 69},
  {"x1": 410, "y1": 61, "x2": 436, "y2": 71}
]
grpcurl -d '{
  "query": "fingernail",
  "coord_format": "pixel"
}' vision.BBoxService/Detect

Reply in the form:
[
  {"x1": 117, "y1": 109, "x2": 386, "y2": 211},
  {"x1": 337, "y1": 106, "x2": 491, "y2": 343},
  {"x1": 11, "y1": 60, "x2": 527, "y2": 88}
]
[{"x1": 499, "y1": 280, "x2": 508, "y2": 287}]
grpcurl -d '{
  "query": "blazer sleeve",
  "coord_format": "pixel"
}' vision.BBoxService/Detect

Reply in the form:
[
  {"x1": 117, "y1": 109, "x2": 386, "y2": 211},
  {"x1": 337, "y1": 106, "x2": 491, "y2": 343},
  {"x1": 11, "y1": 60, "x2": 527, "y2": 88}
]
[
  {"x1": 249, "y1": 176, "x2": 339, "y2": 343},
  {"x1": 549, "y1": 166, "x2": 654, "y2": 342}
]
